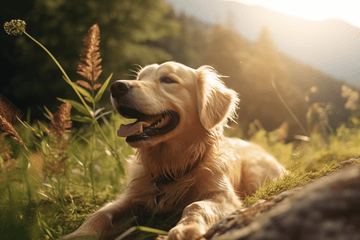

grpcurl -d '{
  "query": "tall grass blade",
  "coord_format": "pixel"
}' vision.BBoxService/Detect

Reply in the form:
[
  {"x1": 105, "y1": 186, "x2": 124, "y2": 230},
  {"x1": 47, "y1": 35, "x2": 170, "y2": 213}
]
[
  {"x1": 136, "y1": 226, "x2": 168, "y2": 235},
  {"x1": 70, "y1": 81, "x2": 94, "y2": 103},
  {"x1": 271, "y1": 75, "x2": 309, "y2": 136},
  {"x1": 95, "y1": 111, "x2": 113, "y2": 121},
  {"x1": 71, "y1": 115, "x2": 94, "y2": 123},
  {"x1": 94, "y1": 73, "x2": 113, "y2": 103},
  {"x1": 57, "y1": 98, "x2": 91, "y2": 116}
]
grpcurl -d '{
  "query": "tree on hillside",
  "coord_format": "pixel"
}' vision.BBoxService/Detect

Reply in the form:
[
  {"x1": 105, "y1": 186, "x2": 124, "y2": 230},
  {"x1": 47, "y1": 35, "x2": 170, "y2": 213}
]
[
  {"x1": 1, "y1": 0, "x2": 179, "y2": 120},
  {"x1": 168, "y1": 12, "x2": 192, "y2": 65},
  {"x1": 157, "y1": 10, "x2": 209, "y2": 68},
  {"x1": 244, "y1": 25, "x2": 287, "y2": 83},
  {"x1": 252, "y1": 26, "x2": 281, "y2": 62},
  {"x1": 206, "y1": 24, "x2": 245, "y2": 78}
]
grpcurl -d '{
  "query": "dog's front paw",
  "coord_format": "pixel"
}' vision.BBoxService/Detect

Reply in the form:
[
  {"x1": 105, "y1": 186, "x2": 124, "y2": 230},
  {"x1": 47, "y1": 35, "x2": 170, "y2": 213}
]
[{"x1": 166, "y1": 224, "x2": 206, "y2": 240}]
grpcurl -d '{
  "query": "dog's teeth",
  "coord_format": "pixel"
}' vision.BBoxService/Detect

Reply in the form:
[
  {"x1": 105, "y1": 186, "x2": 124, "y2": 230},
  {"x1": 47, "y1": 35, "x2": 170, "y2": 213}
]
[
  {"x1": 155, "y1": 119, "x2": 162, "y2": 128},
  {"x1": 150, "y1": 118, "x2": 161, "y2": 129},
  {"x1": 150, "y1": 116, "x2": 169, "y2": 129}
]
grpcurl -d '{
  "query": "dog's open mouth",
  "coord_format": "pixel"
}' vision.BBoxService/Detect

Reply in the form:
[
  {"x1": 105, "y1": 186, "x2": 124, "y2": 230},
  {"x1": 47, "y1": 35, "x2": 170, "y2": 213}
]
[{"x1": 116, "y1": 106, "x2": 179, "y2": 143}]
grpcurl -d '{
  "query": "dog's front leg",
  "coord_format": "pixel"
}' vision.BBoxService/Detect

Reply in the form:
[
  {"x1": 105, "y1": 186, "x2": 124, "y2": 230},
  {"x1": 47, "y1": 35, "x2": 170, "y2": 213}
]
[
  {"x1": 61, "y1": 193, "x2": 136, "y2": 240},
  {"x1": 165, "y1": 193, "x2": 242, "y2": 240}
]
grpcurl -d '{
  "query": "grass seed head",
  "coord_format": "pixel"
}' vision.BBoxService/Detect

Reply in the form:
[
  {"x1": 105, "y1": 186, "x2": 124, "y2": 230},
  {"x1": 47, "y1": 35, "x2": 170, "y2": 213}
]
[
  {"x1": 50, "y1": 102, "x2": 72, "y2": 138},
  {"x1": 77, "y1": 23, "x2": 103, "y2": 85},
  {"x1": 4, "y1": 19, "x2": 26, "y2": 36},
  {"x1": 0, "y1": 115, "x2": 24, "y2": 145}
]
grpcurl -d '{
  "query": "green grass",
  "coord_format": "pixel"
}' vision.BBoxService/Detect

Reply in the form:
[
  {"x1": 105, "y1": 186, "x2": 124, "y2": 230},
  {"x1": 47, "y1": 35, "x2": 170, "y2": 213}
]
[{"x1": 1, "y1": 115, "x2": 359, "y2": 240}]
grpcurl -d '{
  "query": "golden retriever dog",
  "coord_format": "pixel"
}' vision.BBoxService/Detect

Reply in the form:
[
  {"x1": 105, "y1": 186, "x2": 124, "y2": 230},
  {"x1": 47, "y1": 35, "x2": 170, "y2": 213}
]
[{"x1": 63, "y1": 61, "x2": 286, "y2": 240}]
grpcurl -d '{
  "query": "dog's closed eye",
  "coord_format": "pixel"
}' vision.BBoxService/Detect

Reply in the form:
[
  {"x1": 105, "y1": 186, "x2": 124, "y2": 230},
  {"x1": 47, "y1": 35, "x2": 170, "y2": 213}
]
[{"x1": 160, "y1": 76, "x2": 177, "y2": 84}]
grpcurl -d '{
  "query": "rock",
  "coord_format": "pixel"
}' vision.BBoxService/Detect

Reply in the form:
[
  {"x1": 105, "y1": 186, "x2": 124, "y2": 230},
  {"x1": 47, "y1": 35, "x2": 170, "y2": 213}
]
[{"x1": 205, "y1": 157, "x2": 360, "y2": 240}]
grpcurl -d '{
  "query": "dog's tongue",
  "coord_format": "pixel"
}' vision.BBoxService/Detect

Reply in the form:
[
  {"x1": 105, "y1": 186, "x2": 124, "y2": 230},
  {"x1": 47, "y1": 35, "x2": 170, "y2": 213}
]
[{"x1": 117, "y1": 121, "x2": 151, "y2": 137}]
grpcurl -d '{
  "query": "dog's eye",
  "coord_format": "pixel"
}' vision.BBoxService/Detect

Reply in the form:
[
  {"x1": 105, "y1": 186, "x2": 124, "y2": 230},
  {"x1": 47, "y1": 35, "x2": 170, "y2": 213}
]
[{"x1": 160, "y1": 76, "x2": 176, "y2": 84}]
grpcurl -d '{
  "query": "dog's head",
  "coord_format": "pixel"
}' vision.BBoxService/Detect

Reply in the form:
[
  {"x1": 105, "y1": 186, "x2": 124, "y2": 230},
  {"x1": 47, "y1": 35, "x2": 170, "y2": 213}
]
[{"x1": 111, "y1": 61, "x2": 239, "y2": 148}]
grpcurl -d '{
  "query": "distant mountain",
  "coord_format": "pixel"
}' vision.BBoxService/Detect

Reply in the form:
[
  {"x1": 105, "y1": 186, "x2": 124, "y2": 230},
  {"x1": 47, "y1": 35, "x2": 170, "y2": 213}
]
[{"x1": 164, "y1": 0, "x2": 360, "y2": 87}]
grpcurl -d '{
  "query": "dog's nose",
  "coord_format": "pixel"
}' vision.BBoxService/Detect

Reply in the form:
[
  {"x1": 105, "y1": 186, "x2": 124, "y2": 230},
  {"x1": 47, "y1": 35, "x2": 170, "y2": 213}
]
[{"x1": 111, "y1": 81, "x2": 132, "y2": 98}]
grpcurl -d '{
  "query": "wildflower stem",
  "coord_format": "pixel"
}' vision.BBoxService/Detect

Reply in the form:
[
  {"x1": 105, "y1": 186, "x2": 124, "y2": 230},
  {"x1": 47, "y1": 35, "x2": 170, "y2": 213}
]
[
  {"x1": 7, "y1": 185, "x2": 13, "y2": 209},
  {"x1": 22, "y1": 31, "x2": 93, "y2": 118},
  {"x1": 94, "y1": 122, "x2": 124, "y2": 175},
  {"x1": 23, "y1": 31, "x2": 69, "y2": 81},
  {"x1": 90, "y1": 125, "x2": 97, "y2": 204},
  {"x1": 271, "y1": 75, "x2": 309, "y2": 137},
  {"x1": 21, "y1": 148, "x2": 32, "y2": 203}
]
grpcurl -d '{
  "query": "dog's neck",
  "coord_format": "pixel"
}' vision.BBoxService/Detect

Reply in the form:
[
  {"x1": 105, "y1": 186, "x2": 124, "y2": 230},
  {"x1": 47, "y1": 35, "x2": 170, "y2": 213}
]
[{"x1": 137, "y1": 133, "x2": 216, "y2": 183}]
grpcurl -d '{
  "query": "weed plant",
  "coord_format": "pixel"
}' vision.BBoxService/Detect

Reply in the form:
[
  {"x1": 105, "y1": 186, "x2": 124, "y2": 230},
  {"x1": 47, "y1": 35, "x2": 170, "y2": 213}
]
[{"x1": 1, "y1": 19, "x2": 360, "y2": 240}]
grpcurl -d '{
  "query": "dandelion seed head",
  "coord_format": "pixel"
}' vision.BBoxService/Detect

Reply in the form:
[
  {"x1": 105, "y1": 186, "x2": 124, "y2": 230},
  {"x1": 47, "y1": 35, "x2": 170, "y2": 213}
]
[
  {"x1": 341, "y1": 85, "x2": 352, "y2": 98},
  {"x1": 310, "y1": 86, "x2": 318, "y2": 94},
  {"x1": 341, "y1": 85, "x2": 360, "y2": 110},
  {"x1": 4, "y1": 19, "x2": 26, "y2": 36}
]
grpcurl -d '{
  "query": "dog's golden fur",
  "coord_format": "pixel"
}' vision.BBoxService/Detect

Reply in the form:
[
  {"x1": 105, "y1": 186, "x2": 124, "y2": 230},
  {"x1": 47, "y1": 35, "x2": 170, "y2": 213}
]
[{"x1": 63, "y1": 62, "x2": 286, "y2": 240}]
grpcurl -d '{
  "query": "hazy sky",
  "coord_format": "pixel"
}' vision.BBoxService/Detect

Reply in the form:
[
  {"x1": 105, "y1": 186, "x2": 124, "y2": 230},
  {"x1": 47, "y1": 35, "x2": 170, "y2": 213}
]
[{"x1": 231, "y1": 0, "x2": 360, "y2": 28}]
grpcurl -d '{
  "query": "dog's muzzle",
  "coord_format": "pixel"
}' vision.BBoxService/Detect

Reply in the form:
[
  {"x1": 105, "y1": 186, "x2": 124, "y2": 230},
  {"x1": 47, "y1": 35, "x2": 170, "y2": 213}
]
[{"x1": 110, "y1": 81, "x2": 180, "y2": 143}]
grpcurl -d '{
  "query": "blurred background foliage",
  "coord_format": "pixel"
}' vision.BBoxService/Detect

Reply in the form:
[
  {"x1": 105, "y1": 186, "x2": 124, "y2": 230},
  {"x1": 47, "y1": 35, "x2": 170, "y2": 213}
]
[
  {"x1": 1, "y1": 0, "x2": 358, "y2": 138},
  {"x1": 1, "y1": 0, "x2": 178, "y2": 124}
]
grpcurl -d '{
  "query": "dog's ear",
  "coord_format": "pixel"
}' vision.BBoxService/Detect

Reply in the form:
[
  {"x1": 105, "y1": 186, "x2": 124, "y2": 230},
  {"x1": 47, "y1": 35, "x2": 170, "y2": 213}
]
[{"x1": 196, "y1": 66, "x2": 239, "y2": 130}]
